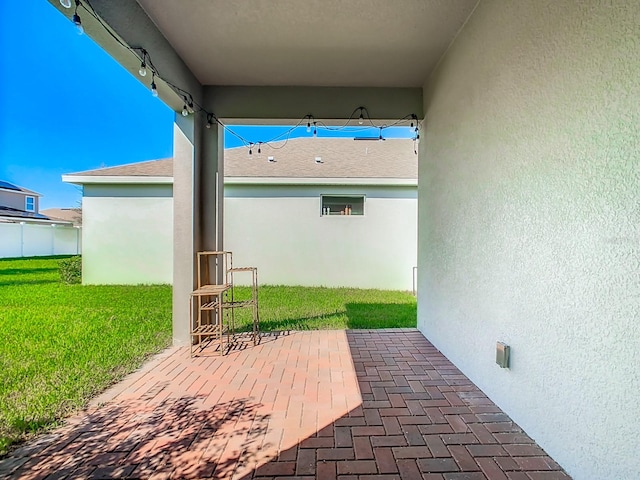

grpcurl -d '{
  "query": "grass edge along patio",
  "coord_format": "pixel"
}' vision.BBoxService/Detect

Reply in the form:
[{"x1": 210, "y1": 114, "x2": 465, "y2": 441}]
[{"x1": 0, "y1": 255, "x2": 416, "y2": 455}]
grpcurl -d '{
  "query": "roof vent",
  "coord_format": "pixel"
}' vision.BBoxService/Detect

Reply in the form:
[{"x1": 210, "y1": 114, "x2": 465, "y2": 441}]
[
  {"x1": 267, "y1": 156, "x2": 275, "y2": 162},
  {"x1": 315, "y1": 156, "x2": 323, "y2": 164}
]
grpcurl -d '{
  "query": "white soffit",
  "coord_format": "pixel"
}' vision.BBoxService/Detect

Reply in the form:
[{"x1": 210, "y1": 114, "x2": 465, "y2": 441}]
[{"x1": 135, "y1": 0, "x2": 478, "y2": 88}]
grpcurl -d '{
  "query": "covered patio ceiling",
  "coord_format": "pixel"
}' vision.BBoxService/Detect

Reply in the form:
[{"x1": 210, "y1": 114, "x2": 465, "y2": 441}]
[
  {"x1": 50, "y1": 0, "x2": 478, "y2": 117},
  {"x1": 116, "y1": 0, "x2": 478, "y2": 89}
]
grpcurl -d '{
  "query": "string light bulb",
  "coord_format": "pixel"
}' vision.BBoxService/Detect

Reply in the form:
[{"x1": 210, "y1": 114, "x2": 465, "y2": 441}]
[
  {"x1": 150, "y1": 79, "x2": 158, "y2": 97},
  {"x1": 257, "y1": 143, "x2": 262, "y2": 154},
  {"x1": 72, "y1": 12, "x2": 83, "y2": 34},
  {"x1": 415, "y1": 133, "x2": 420, "y2": 144},
  {"x1": 138, "y1": 62, "x2": 147, "y2": 77},
  {"x1": 181, "y1": 104, "x2": 189, "y2": 116},
  {"x1": 71, "y1": 1, "x2": 83, "y2": 34},
  {"x1": 206, "y1": 114, "x2": 213, "y2": 129},
  {"x1": 313, "y1": 122, "x2": 317, "y2": 137},
  {"x1": 410, "y1": 114, "x2": 417, "y2": 131},
  {"x1": 358, "y1": 111, "x2": 364, "y2": 125},
  {"x1": 248, "y1": 143, "x2": 253, "y2": 156},
  {"x1": 306, "y1": 121, "x2": 311, "y2": 133},
  {"x1": 60, "y1": 0, "x2": 72, "y2": 8}
]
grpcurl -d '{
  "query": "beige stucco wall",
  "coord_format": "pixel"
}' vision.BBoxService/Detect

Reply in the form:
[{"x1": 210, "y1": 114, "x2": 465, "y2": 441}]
[
  {"x1": 82, "y1": 184, "x2": 173, "y2": 285},
  {"x1": 418, "y1": 1, "x2": 639, "y2": 478},
  {"x1": 225, "y1": 184, "x2": 417, "y2": 290}
]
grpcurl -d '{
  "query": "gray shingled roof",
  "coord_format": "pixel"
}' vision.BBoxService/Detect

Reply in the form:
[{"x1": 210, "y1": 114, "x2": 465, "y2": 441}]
[
  {"x1": 65, "y1": 138, "x2": 417, "y2": 179},
  {"x1": 68, "y1": 158, "x2": 173, "y2": 177},
  {"x1": 225, "y1": 138, "x2": 417, "y2": 178},
  {"x1": 0, "y1": 206, "x2": 50, "y2": 220},
  {"x1": 41, "y1": 208, "x2": 82, "y2": 225}
]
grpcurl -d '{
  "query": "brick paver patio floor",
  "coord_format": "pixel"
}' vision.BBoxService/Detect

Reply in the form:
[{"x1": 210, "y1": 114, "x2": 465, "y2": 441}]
[{"x1": 1, "y1": 329, "x2": 570, "y2": 479}]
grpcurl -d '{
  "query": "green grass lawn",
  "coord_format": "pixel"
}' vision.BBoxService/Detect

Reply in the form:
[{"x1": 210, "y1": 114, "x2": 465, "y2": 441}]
[
  {"x1": 231, "y1": 285, "x2": 417, "y2": 331},
  {"x1": 0, "y1": 256, "x2": 416, "y2": 455},
  {"x1": 0, "y1": 256, "x2": 173, "y2": 455}
]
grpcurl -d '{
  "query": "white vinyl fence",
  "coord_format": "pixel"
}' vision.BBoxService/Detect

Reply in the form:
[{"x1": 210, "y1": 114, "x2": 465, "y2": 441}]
[{"x1": 0, "y1": 223, "x2": 81, "y2": 258}]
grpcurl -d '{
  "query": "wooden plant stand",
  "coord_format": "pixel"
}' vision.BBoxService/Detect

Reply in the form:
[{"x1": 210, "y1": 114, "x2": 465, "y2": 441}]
[{"x1": 190, "y1": 251, "x2": 260, "y2": 356}]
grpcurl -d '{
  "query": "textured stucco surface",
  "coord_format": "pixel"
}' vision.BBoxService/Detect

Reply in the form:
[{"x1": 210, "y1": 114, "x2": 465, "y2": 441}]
[
  {"x1": 82, "y1": 184, "x2": 173, "y2": 285},
  {"x1": 418, "y1": 1, "x2": 640, "y2": 479},
  {"x1": 225, "y1": 184, "x2": 417, "y2": 290}
]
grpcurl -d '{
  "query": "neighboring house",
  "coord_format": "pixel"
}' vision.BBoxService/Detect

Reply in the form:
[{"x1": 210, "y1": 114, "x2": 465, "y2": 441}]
[
  {"x1": 0, "y1": 180, "x2": 81, "y2": 258},
  {"x1": 224, "y1": 138, "x2": 417, "y2": 290},
  {"x1": 0, "y1": 180, "x2": 50, "y2": 224},
  {"x1": 63, "y1": 138, "x2": 417, "y2": 289},
  {"x1": 62, "y1": 159, "x2": 174, "y2": 285},
  {"x1": 41, "y1": 207, "x2": 82, "y2": 226}
]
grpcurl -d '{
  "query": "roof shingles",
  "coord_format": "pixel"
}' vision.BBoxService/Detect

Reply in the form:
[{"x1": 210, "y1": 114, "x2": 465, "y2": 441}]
[
  {"x1": 225, "y1": 138, "x2": 417, "y2": 179},
  {"x1": 65, "y1": 138, "x2": 417, "y2": 180},
  {"x1": 68, "y1": 158, "x2": 173, "y2": 177}
]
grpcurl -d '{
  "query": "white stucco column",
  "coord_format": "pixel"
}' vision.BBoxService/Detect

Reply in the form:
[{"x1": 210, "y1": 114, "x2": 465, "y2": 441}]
[
  {"x1": 172, "y1": 118, "x2": 195, "y2": 345},
  {"x1": 173, "y1": 113, "x2": 222, "y2": 345},
  {"x1": 197, "y1": 121, "x2": 222, "y2": 252}
]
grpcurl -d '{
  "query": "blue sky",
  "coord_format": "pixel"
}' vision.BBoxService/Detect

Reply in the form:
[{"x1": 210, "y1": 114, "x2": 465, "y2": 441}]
[{"x1": 0, "y1": 1, "x2": 412, "y2": 209}]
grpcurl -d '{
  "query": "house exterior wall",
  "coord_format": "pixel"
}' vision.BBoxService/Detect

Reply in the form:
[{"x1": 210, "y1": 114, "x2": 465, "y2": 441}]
[
  {"x1": 225, "y1": 183, "x2": 417, "y2": 290},
  {"x1": 82, "y1": 184, "x2": 173, "y2": 285},
  {"x1": 0, "y1": 189, "x2": 38, "y2": 212},
  {"x1": 0, "y1": 223, "x2": 81, "y2": 258},
  {"x1": 418, "y1": 1, "x2": 640, "y2": 479}
]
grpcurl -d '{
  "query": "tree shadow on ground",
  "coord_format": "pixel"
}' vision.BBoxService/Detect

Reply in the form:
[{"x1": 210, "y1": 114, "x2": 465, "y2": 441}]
[
  {"x1": 0, "y1": 267, "x2": 58, "y2": 276},
  {"x1": 247, "y1": 311, "x2": 345, "y2": 332},
  {"x1": 0, "y1": 264, "x2": 62, "y2": 287},
  {"x1": 2, "y1": 395, "x2": 272, "y2": 479},
  {"x1": 0, "y1": 256, "x2": 72, "y2": 263},
  {"x1": 0, "y1": 279, "x2": 60, "y2": 287},
  {"x1": 193, "y1": 330, "x2": 292, "y2": 356}
]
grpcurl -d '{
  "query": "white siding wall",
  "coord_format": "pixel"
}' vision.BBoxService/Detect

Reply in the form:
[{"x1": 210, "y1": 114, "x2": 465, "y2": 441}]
[
  {"x1": 0, "y1": 223, "x2": 81, "y2": 258},
  {"x1": 224, "y1": 184, "x2": 417, "y2": 290},
  {"x1": 418, "y1": 1, "x2": 640, "y2": 478},
  {"x1": 82, "y1": 184, "x2": 173, "y2": 284}
]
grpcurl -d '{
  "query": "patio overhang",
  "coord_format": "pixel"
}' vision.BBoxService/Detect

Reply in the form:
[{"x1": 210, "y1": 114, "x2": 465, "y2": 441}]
[
  {"x1": 48, "y1": 1, "x2": 476, "y2": 113},
  {"x1": 47, "y1": 0, "x2": 470, "y2": 346},
  {"x1": 64, "y1": 0, "x2": 478, "y2": 90}
]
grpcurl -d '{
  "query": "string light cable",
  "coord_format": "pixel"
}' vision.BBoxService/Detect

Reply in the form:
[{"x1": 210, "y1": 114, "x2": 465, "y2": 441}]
[{"x1": 60, "y1": 0, "x2": 421, "y2": 154}]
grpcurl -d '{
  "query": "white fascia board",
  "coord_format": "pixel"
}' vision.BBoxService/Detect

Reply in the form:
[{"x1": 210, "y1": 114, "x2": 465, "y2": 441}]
[
  {"x1": 224, "y1": 177, "x2": 417, "y2": 186},
  {"x1": 62, "y1": 175, "x2": 173, "y2": 185}
]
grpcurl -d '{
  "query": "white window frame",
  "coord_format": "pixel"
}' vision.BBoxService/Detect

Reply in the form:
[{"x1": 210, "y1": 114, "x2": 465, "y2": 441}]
[{"x1": 25, "y1": 196, "x2": 35, "y2": 212}]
